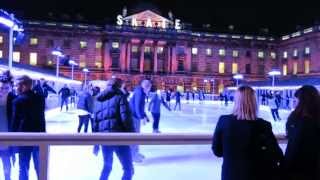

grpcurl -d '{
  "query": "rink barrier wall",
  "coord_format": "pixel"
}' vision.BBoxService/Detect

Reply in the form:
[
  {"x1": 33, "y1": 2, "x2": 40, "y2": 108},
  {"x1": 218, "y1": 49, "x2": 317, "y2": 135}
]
[{"x1": 0, "y1": 133, "x2": 288, "y2": 180}]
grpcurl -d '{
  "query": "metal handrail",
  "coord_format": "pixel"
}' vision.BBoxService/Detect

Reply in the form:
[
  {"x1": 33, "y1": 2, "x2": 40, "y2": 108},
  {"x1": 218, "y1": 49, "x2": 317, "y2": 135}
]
[{"x1": 0, "y1": 133, "x2": 288, "y2": 180}]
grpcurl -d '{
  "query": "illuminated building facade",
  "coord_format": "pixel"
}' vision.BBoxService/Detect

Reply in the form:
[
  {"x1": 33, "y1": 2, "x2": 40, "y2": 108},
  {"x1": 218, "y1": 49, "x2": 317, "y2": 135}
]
[{"x1": 0, "y1": 8, "x2": 318, "y2": 93}]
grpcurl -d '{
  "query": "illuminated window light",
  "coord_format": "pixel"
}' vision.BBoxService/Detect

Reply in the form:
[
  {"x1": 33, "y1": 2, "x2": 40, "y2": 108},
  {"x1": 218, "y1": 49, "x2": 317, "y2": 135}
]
[
  {"x1": 305, "y1": 47, "x2": 310, "y2": 55},
  {"x1": 80, "y1": 41, "x2": 87, "y2": 49},
  {"x1": 270, "y1": 52, "x2": 276, "y2": 59},
  {"x1": 258, "y1": 51, "x2": 264, "y2": 58},
  {"x1": 112, "y1": 42, "x2": 119, "y2": 49},
  {"x1": 29, "y1": 52, "x2": 37, "y2": 65},
  {"x1": 283, "y1": 51, "x2": 288, "y2": 59},
  {"x1": 232, "y1": 63, "x2": 238, "y2": 74},
  {"x1": 282, "y1": 35, "x2": 290, "y2": 40},
  {"x1": 219, "y1": 62, "x2": 225, "y2": 74},
  {"x1": 206, "y1": 48, "x2": 212, "y2": 56},
  {"x1": 304, "y1": 60, "x2": 310, "y2": 74},
  {"x1": 192, "y1": 47, "x2": 198, "y2": 55},
  {"x1": 0, "y1": 50, "x2": 2, "y2": 58},
  {"x1": 232, "y1": 50, "x2": 239, "y2": 57},
  {"x1": 13, "y1": 51, "x2": 20, "y2": 62},
  {"x1": 303, "y1": 28, "x2": 313, "y2": 34},
  {"x1": 293, "y1": 62, "x2": 298, "y2": 75},
  {"x1": 0, "y1": 36, "x2": 3, "y2": 44},
  {"x1": 30, "y1": 38, "x2": 38, "y2": 45},
  {"x1": 219, "y1": 49, "x2": 226, "y2": 56},
  {"x1": 96, "y1": 42, "x2": 102, "y2": 49},
  {"x1": 291, "y1": 32, "x2": 301, "y2": 37},
  {"x1": 244, "y1": 36, "x2": 253, "y2": 40},
  {"x1": 257, "y1": 36, "x2": 266, "y2": 40}
]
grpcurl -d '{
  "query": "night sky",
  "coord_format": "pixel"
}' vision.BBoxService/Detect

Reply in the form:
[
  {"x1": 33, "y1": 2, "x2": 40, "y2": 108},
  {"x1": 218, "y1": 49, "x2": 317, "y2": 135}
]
[{"x1": 2, "y1": 0, "x2": 320, "y2": 36}]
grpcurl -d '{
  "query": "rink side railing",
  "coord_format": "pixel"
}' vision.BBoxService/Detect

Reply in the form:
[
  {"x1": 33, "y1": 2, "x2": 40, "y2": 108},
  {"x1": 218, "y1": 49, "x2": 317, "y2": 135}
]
[{"x1": 0, "y1": 133, "x2": 287, "y2": 180}]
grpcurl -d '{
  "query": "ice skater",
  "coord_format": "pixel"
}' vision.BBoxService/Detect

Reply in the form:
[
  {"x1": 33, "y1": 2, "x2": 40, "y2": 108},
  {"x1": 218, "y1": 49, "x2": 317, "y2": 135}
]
[{"x1": 148, "y1": 89, "x2": 171, "y2": 133}]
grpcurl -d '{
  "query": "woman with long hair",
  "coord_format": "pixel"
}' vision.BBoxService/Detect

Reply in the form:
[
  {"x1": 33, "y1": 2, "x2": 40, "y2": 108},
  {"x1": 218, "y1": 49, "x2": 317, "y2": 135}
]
[
  {"x1": 212, "y1": 86, "x2": 283, "y2": 180},
  {"x1": 285, "y1": 85, "x2": 320, "y2": 180}
]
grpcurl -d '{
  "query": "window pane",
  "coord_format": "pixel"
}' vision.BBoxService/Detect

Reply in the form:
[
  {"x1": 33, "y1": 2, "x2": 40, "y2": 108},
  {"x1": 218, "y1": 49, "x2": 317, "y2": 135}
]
[
  {"x1": 270, "y1": 52, "x2": 276, "y2": 59},
  {"x1": 206, "y1": 48, "x2": 212, "y2": 56},
  {"x1": 30, "y1": 38, "x2": 38, "y2": 45},
  {"x1": 112, "y1": 42, "x2": 119, "y2": 49},
  {"x1": 0, "y1": 36, "x2": 3, "y2": 44},
  {"x1": 283, "y1": 64, "x2": 287, "y2": 76},
  {"x1": 29, "y1": 52, "x2": 37, "y2": 65},
  {"x1": 305, "y1": 47, "x2": 310, "y2": 54},
  {"x1": 232, "y1": 63, "x2": 238, "y2": 74},
  {"x1": 13, "y1": 51, "x2": 20, "y2": 62},
  {"x1": 79, "y1": 55, "x2": 86, "y2": 67},
  {"x1": 0, "y1": 50, "x2": 2, "y2": 58},
  {"x1": 304, "y1": 60, "x2": 310, "y2": 74},
  {"x1": 232, "y1": 50, "x2": 238, "y2": 57},
  {"x1": 219, "y1": 49, "x2": 225, "y2": 56},
  {"x1": 80, "y1": 41, "x2": 87, "y2": 49},
  {"x1": 192, "y1": 48, "x2": 198, "y2": 55},
  {"x1": 258, "y1": 51, "x2": 264, "y2": 58},
  {"x1": 157, "y1": 47, "x2": 164, "y2": 54},
  {"x1": 132, "y1": 46, "x2": 138, "y2": 53},
  {"x1": 219, "y1": 62, "x2": 225, "y2": 74},
  {"x1": 96, "y1": 42, "x2": 102, "y2": 49},
  {"x1": 283, "y1": 51, "x2": 288, "y2": 58},
  {"x1": 293, "y1": 62, "x2": 298, "y2": 74}
]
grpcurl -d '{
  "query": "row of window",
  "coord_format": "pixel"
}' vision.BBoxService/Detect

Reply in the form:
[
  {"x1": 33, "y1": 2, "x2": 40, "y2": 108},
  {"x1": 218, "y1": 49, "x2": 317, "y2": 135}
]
[
  {"x1": 282, "y1": 47, "x2": 310, "y2": 59},
  {"x1": 0, "y1": 35, "x2": 103, "y2": 49},
  {"x1": 0, "y1": 50, "x2": 37, "y2": 65},
  {"x1": 282, "y1": 60, "x2": 310, "y2": 75},
  {"x1": 0, "y1": 50, "x2": 103, "y2": 68},
  {"x1": 191, "y1": 47, "x2": 277, "y2": 59}
]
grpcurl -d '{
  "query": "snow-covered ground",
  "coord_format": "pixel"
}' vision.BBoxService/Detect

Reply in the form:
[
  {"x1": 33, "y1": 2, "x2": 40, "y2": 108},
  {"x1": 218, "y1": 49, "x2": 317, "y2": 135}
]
[{"x1": 1, "y1": 100, "x2": 290, "y2": 180}]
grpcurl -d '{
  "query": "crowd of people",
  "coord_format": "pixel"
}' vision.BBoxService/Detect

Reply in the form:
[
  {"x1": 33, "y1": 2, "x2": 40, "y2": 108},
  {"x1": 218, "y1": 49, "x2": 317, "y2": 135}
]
[
  {"x1": 0, "y1": 69, "x2": 319, "y2": 180},
  {"x1": 212, "y1": 85, "x2": 320, "y2": 180}
]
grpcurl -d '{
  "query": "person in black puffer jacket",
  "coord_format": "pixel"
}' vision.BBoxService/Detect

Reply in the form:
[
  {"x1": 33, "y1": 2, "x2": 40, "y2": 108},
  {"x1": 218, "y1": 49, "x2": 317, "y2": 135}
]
[{"x1": 93, "y1": 78, "x2": 134, "y2": 180}]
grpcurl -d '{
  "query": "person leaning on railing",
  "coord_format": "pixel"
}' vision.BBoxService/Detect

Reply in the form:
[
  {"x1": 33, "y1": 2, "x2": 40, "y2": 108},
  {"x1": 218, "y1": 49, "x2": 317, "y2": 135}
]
[
  {"x1": 93, "y1": 78, "x2": 135, "y2": 180},
  {"x1": 284, "y1": 85, "x2": 320, "y2": 180},
  {"x1": 211, "y1": 85, "x2": 283, "y2": 180},
  {"x1": 11, "y1": 75, "x2": 46, "y2": 180}
]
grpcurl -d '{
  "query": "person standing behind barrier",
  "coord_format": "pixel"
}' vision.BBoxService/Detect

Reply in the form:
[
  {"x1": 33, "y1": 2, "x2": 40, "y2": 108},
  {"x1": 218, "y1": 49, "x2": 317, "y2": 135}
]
[
  {"x1": 11, "y1": 75, "x2": 46, "y2": 180},
  {"x1": 129, "y1": 80, "x2": 151, "y2": 162},
  {"x1": 94, "y1": 78, "x2": 135, "y2": 180},
  {"x1": 0, "y1": 72, "x2": 14, "y2": 180},
  {"x1": 174, "y1": 90, "x2": 182, "y2": 111},
  {"x1": 148, "y1": 89, "x2": 171, "y2": 133},
  {"x1": 284, "y1": 85, "x2": 320, "y2": 180},
  {"x1": 212, "y1": 86, "x2": 283, "y2": 180},
  {"x1": 58, "y1": 84, "x2": 70, "y2": 112},
  {"x1": 77, "y1": 87, "x2": 93, "y2": 133},
  {"x1": 269, "y1": 94, "x2": 281, "y2": 122}
]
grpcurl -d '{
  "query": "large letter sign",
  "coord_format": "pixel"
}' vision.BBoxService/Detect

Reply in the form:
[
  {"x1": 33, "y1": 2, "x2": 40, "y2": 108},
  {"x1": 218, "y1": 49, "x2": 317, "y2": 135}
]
[
  {"x1": 117, "y1": 15, "x2": 123, "y2": 26},
  {"x1": 175, "y1": 19, "x2": 181, "y2": 30}
]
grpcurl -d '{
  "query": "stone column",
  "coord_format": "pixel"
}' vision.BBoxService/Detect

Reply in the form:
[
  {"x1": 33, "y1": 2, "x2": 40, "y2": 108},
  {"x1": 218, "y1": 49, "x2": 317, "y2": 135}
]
[
  {"x1": 139, "y1": 42, "x2": 145, "y2": 73},
  {"x1": 103, "y1": 41, "x2": 111, "y2": 70},
  {"x1": 126, "y1": 42, "x2": 131, "y2": 73},
  {"x1": 186, "y1": 46, "x2": 192, "y2": 72},
  {"x1": 171, "y1": 46, "x2": 177, "y2": 73},
  {"x1": 154, "y1": 44, "x2": 158, "y2": 73},
  {"x1": 167, "y1": 45, "x2": 171, "y2": 73},
  {"x1": 120, "y1": 40, "x2": 127, "y2": 72}
]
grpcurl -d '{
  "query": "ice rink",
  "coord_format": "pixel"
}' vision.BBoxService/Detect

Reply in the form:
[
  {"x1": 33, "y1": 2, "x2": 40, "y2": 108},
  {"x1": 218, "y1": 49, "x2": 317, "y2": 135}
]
[{"x1": 2, "y1": 100, "x2": 290, "y2": 180}]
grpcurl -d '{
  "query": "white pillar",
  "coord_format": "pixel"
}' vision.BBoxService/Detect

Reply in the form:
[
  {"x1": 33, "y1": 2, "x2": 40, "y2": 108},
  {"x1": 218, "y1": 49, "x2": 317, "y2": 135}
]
[{"x1": 8, "y1": 14, "x2": 14, "y2": 70}]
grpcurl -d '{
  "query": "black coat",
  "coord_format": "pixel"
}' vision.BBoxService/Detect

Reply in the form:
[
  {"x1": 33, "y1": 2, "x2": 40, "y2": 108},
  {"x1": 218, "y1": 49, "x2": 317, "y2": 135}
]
[
  {"x1": 212, "y1": 114, "x2": 283, "y2": 180},
  {"x1": 11, "y1": 90, "x2": 46, "y2": 132},
  {"x1": 94, "y1": 87, "x2": 134, "y2": 133},
  {"x1": 285, "y1": 115, "x2": 320, "y2": 180}
]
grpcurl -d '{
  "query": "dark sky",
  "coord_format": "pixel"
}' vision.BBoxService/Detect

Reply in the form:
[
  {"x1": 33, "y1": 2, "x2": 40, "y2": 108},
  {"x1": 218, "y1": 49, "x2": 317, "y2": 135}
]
[{"x1": 2, "y1": 0, "x2": 320, "y2": 36}]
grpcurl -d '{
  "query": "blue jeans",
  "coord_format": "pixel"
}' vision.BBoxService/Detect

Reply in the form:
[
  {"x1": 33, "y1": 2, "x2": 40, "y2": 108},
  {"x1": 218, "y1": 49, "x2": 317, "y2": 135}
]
[
  {"x1": 131, "y1": 117, "x2": 141, "y2": 157},
  {"x1": 18, "y1": 146, "x2": 39, "y2": 180},
  {"x1": 0, "y1": 149, "x2": 11, "y2": 180},
  {"x1": 151, "y1": 113, "x2": 160, "y2": 130},
  {"x1": 60, "y1": 98, "x2": 69, "y2": 111},
  {"x1": 100, "y1": 146, "x2": 134, "y2": 180}
]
